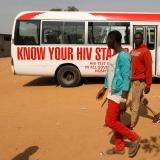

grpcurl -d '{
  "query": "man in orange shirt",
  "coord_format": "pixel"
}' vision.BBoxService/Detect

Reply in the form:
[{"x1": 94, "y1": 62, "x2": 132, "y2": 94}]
[{"x1": 130, "y1": 32, "x2": 152, "y2": 129}]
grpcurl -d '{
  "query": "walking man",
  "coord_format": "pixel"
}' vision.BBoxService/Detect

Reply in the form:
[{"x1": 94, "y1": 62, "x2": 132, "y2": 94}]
[
  {"x1": 130, "y1": 32, "x2": 152, "y2": 129},
  {"x1": 97, "y1": 30, "x2": 140, "y2": 157}
]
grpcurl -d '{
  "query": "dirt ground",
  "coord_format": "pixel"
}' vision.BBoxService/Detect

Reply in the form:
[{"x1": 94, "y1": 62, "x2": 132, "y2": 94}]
[{"x1": 1, "y1": 57, "x2": 160, "y2": 160}]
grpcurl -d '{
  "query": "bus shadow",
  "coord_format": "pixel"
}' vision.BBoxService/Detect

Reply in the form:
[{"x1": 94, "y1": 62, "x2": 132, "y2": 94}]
[
  {"x1": 24, "y1": 77, "x2": 59, "y2": 87},
  {"x1": 11, "y1": 146, "x2": 39, "y2": 160},
  {"x1": 23, "y1": 77, "x2": 160, "y2": 87},
  {"x1": 81, "y1": 77, "x2": 104, "y2": 85},
  {"x1": 153, "y1": 77, "x2": 160, "y2": 84},
  {"x1": 81, "y1": 77, "x2": 160, "y2": 85},
  {"x1": 24, "y1": 77, "x2": 104, "y2": 87}
]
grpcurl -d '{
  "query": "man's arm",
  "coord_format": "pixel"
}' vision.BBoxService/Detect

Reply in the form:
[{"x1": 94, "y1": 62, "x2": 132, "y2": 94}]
[
  {"x1": 96, "y1": 73, "x2": 108, "y2": 100},
  {"x1": 96, "y1": 86, "x2": 107, "y2": 100},
  {"x1": 118, "y1": 52, "x2": 131, "y2": 113},
  {"x1": 144, "y1": 50, "x2": 152, "y2": 93}
]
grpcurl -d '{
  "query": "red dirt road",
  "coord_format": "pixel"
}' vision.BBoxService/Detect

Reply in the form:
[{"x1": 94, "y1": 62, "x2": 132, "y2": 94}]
[{"x1": 0, "y1": 57, "x2": 160, "y2": 160}]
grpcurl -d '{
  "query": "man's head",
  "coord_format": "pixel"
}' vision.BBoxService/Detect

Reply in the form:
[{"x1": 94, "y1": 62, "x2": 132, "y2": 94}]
[
  {"x1": 134, "y1": 32, "x2": 143, "y2": 48},
  {"x1": 106, "y1": 30, "x2": 122, "y2": 49}
]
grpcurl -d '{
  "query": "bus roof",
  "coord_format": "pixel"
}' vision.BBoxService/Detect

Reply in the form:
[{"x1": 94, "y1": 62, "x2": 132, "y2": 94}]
[{"x1": 17, "y1": 11, "x2": 160, "y2": 21}]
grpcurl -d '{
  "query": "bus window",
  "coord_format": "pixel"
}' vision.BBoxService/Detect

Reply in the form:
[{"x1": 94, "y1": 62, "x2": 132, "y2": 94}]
[
  {"x1": 147, "y1": 27, "x2": 155, "y2": 50},
  {"x1": 14, "y1": 20, "x2": 40, "y2": 45},
  {"x1": 88, "y1": 22, "x2": 130, "y2": 44},
  {"x1": 42, "y1": 21, "x2": 63, "y2": 44},
  {"x1": 63, "y1": 22, "x2": 85, "y2": 44},
  {"x1": 110, "y1": 22, "x2": 130, "y2": 44},
  {"x1": 88, "y1": 22, "x2": 109, "y2": 44},
  {"x1": 42, "y1": 21, "x2": 85, "y2": 44}
]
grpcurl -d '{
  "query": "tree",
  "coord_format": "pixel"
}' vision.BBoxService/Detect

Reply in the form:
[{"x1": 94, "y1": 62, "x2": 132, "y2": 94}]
[
  {"x1": 65, "y1": 6, "x2": 79, "y2": 11},
  {"x1": 50, "y1": 8, "x2": 62, "y2": 11},
  {"x1": 50, "y1": 6, "x2": 79, "y2": 11}
]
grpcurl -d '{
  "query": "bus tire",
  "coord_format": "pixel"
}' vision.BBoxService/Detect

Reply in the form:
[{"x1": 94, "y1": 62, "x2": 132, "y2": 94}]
[{"x1": 57, "y1": 65, "x2": 81, "y2": 87}]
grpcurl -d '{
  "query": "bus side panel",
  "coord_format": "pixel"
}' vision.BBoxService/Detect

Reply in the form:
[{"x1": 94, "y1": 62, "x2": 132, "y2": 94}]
[
  {"x1": 12, "y1": 45, "x2": 132, "y2": 77},
  {"x1": 156, "y1": 47, "x2": 160, "y2": 76},
  {"x1": 156, "y1": 25, "x2": 160, "y2": 77},
  {"x1": 12, "y1": 45, "x2": 57, "y2": 76}
]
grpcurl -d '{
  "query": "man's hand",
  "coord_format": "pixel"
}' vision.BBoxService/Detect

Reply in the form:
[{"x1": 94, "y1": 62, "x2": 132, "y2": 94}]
[
  {"x1": 119, "y1": 97, "x2": 127, "y2": 114},
  {"x1": 119, "y1": 101, "x2": 127, "y2": 114},
  {"x1": 144, "y1": 87, "x2": 150, "y2": 94},
  {"x1": 96, "y1": 87, "x2": 106, "y2": 100},
  {"x1": 119, "y1": 91, "x2": 128, "y2": 114}
]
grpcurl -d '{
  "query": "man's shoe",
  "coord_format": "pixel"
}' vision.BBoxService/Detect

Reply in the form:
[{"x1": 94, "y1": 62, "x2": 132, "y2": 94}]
[
  {"x1": 106, "y1": 148, "x2": 125, "y2": 155},
  {"x1": 130, "y1": 127, "x2": 134, "y2": 130},
  {"x1": 126, "y1": 124, "x2": 134, "y2": 130},
  {"x1": 128, "y1": 136, "x2": 141, "y2": 158},
  {"x1": 152, "y1": 114, "x2": 160, "y2": 123}
]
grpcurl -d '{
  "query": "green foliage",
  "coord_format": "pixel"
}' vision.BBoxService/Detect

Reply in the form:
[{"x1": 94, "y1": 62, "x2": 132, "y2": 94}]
[
  {"x1": 65, "y1": 6, "x2": 79, "y2": 11},
  {"x1": 50, "y1": 6, "x2": 79, "y2": 11},
  {"x1": 50, "y1": 8, "x2": 62, "y2": 11}
]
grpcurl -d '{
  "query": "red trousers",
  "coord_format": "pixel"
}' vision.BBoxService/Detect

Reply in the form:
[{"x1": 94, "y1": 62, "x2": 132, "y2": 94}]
[{"x1": 105, "y1": 99, "x2": 138, "y2": 151}]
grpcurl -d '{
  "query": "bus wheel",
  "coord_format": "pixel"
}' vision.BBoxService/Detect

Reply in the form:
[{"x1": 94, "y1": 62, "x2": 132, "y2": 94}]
[{"x1": 57, "y1": 65, "x2": 81, "y2": 87}]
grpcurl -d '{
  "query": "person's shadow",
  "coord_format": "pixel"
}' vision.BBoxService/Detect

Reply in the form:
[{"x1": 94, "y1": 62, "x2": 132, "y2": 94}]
[
  {"x1": 11, "y1": 146, "x2": 39, "y2": 160},
  {"x1": 108, "y1": 111, "x2": 160, "y2": 156},
  {"x1": 110, "y1": 131, "x2": 160, "y2": 156},
  {"x1": 141, "y1": 136, "x2": 160, "y2": 156},
  {"x1": 139, "y1": 102, "x2": 153, "y2": 120},
  {"x1": 127, "y1": 99, "x2": 153, "y2": 121}
]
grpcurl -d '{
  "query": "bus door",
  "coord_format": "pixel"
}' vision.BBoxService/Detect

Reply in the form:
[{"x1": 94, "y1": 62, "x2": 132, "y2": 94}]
[{"x1": 133, "y1": 26, "x2": 157, "y2": 76}]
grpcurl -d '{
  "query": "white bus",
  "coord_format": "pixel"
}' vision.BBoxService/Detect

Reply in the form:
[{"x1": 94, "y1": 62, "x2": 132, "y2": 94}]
[{"x1": 11, "y1": 11, "x2": 160, "y2": 87}]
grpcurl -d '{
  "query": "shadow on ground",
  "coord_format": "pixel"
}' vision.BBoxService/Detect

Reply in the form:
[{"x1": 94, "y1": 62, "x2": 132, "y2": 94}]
[
  {"x1": 11, "y1": 146, "x2": 39, "y2": 160},
  {"x1": 110, "y1": 133, "x2": 160, "y2": 156},
  {"x1": 127, "y1": 99, "x2": 154, "y2": 121},
  {"x1": 108, "y1": 111, "x2": 160, "y2": 156},
  {"x1": 23, "y1": 77, "x2": 160, "y2": 87},
  {"x1": 24, "y1": 77, "x2": 58, "y2": 87},
  {"x1": 109, "y1": 115, "x2": 160, "y2": 156},
  {"x1": 153, "y1": 77, "x2": 160, "y2": 84},
  {"x1": 80, "y1": 77, "x2": 104, "y2": 85},
  {"x1": 24, "y1": 77, "x2": 105, "y2": 87},
  {"x1": 141, "y1": 136, "x2": 160, "y2": 156}
]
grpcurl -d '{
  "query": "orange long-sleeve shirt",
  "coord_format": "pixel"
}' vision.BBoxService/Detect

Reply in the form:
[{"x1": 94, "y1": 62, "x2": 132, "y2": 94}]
[{"x1": 131, "y1": 44, "x2": 152, "y2": 87}]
